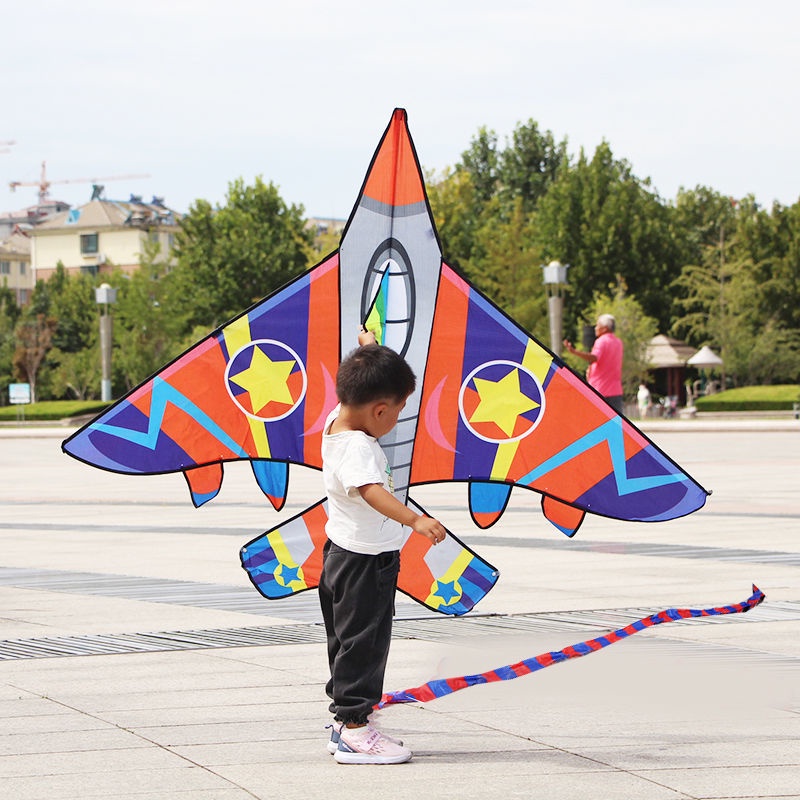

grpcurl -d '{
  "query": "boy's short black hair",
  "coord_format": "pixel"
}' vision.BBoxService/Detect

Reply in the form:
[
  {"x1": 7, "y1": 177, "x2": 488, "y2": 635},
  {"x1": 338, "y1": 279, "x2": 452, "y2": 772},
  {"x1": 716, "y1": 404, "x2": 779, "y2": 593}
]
[{"x1": 336, "y1": 344, "x2": 416, "y2": 406}]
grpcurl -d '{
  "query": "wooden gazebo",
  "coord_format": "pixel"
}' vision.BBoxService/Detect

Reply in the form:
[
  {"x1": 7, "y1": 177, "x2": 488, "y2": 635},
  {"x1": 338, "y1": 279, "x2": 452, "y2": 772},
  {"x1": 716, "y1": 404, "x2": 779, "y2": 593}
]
[{"x1": 645, "y1": 335, "x2": 697, "y2": 405}]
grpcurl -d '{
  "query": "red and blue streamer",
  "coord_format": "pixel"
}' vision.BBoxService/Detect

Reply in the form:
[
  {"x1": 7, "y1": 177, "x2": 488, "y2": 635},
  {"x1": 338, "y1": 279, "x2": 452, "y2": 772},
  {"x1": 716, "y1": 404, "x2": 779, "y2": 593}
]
[{"x1": 377, "y1": 585, "x2": 765, "y2": 708}]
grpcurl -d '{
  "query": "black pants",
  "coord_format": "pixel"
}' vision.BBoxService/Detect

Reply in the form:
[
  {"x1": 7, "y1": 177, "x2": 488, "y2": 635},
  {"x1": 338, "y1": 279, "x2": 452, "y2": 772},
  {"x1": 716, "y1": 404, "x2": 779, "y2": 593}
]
[
  {"x1": 318, "y1": 540, "x2": 400, "y2": 725},
  {"x1": 606, "y1": 395, "x2": 624, "y2": 415}
]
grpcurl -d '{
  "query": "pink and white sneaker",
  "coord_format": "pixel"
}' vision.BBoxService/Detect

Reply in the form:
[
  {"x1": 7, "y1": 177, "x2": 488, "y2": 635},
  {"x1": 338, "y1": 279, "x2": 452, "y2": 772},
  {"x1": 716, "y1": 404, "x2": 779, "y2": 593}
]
[
  {"x1": 334, "y1": 724, "x2": 412, "y2": 764},
  {"x1": 326, "y1": 721, "x2": 404, "y2": 755}
]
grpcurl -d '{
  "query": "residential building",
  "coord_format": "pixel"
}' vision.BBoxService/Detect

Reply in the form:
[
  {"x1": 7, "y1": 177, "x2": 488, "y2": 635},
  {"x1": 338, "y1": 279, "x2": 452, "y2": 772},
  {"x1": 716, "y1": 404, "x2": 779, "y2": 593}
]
[
  {"x1": 0, "y1": 200, "x2": 71, "y2": 240},
  {"x1": 305, "y1": 216, "x2": 347, "y2": 237},
  {"x1": 30, "y1": 195, "x2": 181, "y2": 281},
  {"x1": 0, "y1": 228, "x2": 32, "y2": 305}
]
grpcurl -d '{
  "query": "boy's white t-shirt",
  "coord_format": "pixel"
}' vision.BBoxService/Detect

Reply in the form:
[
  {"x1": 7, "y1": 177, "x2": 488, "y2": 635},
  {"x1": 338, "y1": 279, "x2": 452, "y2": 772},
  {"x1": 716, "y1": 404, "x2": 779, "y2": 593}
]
[{"x1": 322, "y1": 405, "x2": 404, "y2": 555}]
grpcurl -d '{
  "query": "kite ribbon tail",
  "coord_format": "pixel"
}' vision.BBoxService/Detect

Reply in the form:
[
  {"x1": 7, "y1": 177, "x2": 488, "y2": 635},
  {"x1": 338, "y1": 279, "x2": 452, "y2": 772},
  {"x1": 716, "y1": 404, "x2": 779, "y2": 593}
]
[{"x1": 376, "y1": 585, "x2": 765, "y2": 709}]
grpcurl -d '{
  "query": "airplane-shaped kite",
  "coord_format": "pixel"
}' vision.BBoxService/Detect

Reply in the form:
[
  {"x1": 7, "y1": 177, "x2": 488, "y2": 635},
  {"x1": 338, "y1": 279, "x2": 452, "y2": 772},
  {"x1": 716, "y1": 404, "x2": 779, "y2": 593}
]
[{"x1": 62, "y1": 109, "x2": 709, "y2": 616}]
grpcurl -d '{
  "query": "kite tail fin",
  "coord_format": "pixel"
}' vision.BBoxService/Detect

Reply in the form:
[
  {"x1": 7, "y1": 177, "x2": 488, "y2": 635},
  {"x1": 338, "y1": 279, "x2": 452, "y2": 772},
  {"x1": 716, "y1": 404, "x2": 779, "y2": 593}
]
[
  {"x1": 251, "y1": 459, "x2": 290, "y2": 511},
  {"x1": 468, "y1": 482, "x2": 512, "y2": 529},
  {"x1": 377, "y1": 585, "x2": 765, "y2": 708},
  {"x1": 240, "y1": 500, "x2": 328, "y2": 599},
  {"x1": 398, "y1": 498, "x2": 500, "y2": 616},
  {"x1": 183, "y1": 463, "x2": 224, "y2": 507}
]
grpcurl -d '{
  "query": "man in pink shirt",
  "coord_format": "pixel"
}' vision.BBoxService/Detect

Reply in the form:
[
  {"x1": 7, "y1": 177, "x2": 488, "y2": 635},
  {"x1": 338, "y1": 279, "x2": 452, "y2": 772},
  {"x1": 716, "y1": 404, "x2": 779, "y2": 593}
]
[{"x1": 563, "y1": 314, "x2": 624, "y2": 414}]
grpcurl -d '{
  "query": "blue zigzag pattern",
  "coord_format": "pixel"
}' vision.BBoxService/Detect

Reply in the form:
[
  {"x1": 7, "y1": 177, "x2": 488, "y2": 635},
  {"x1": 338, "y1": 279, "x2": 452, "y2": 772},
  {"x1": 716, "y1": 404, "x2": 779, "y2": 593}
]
[
  {"x1": 519, "y1": 417, "x2": 687, "y2": 495},
  {"x1": 90, "y1": 377, "x2": 249, "y2": 458}
]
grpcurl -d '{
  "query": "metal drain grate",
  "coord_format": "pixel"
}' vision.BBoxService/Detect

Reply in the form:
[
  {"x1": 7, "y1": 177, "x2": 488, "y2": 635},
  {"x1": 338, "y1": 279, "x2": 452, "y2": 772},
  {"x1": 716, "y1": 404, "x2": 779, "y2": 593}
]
[
  {"x1": 2, "y1": 532, "x2": 799, "y2": 625},
  {"x1": 0, "y1": 567, "x2": 430, "y2": 622},
  {"x1": 0, "y1": 622, "x2": 329, "y2": 660},
  {"x1": 2, "y1": 601, "x2": 798, "y2": 661}
]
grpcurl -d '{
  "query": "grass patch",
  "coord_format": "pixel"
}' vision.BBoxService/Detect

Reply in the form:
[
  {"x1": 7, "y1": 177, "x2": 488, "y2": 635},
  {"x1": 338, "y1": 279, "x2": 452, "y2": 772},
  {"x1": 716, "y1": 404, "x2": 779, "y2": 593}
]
[
  {"x1": 4, "y1": 387, "x2": 797, "y2": 419},
  {"x1": 0, "y1": 400, "x2": 111, "y2": 421},
  {"x1": 695, "y1": 385, "x2": 800, "y2": 412}
]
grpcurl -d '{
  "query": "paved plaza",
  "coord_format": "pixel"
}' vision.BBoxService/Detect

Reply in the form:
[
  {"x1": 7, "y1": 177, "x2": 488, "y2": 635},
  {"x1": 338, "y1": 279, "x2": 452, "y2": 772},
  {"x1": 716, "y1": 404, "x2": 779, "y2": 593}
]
[{"x1": 1, "y1": 419, "x2": 798, "y2": 799}]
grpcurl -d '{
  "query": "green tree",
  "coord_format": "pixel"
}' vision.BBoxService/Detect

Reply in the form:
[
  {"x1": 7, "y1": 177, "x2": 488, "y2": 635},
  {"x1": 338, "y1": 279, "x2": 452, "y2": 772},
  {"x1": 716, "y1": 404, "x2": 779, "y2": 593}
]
[
  {"x1": 434, "y1": 120, "x2": 567, "y2": 270},
  {"x1": 49, "y1": 263, "x2": 97, "y2": 354},
  {"x1": 673, "y1": 223, "x2": 800, "y2": 386},
  {"x1": 11, "y1": 278, "x2": 60, "y2": 400},
  {"x1": 670, "y1": 234, "x2": 760, "y2": 386},
  {"x1": 458, "y1": 127, "x2": 499, "y2": 208},
  {"x1": 497, "y1": 119, "x2": 568, "y2": 213},
  {"x1": 0, "y1": 284, "x2": 21, "y2": 403},
  {"x1": 534, "y1": 142, "x2": 680, "y2": 334},
  {"x1": 427, "y1": 180, "x2": 548, "y2": 340},
  {"x1": 113, "y1": 242, "x2": 185, "y2": 392},
  {"x1": 743, "y1": 323, "x2": 800, "y2": 385},
  {"x1": 426, "y1": 167, "x2": 479, "y2": 274},
  {"x1": 736, "y1": 198, "x2": 800, "y2": 333},
  {"x1": 730, "y1": 198, "x2": 800, "y2": 383},
  {"x1": 670, "y1": 186, "x2": 738, "y2": 271},
  {"x1": 435, "y1": 121, "x2": 799, "y2": 389},
  {"x1": 171, "y1": 177, "x2": 314, "y2": 331},
  {"x1": 49, "y1": 339, "x2": 100, "y2": 401},
  {"x1": 23, "y1": 264, "x2": 103, "y2": 400},
  {"x1": 671, "y1": 196, "x2": 800, "y2": 386},
  {"x1": 13, "y1": 312, "x2": 57, "y2": 403},
  {"x1": 308, "y1": 227, "x2": 341, "y2": 265},
  {"x1": 427, "y1": 121, "x2": 565, "y2": 336},
  {"x1": 466, "y1": 195, "x2": 547, "y2": 340}
]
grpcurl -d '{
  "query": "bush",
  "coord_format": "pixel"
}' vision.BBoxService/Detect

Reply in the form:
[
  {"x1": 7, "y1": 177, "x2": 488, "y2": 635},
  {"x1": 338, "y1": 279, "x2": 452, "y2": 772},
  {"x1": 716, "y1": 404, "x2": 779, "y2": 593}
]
[{"x1": 694, "y1": 385, "x2": 800, "y2": 412}]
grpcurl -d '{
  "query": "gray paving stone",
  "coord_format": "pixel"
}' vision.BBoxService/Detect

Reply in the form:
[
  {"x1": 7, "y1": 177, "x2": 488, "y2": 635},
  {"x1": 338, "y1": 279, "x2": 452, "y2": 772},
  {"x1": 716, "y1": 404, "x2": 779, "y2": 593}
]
[{"x1": 0, "y1": 424, "x2": 798, "y2": 799}]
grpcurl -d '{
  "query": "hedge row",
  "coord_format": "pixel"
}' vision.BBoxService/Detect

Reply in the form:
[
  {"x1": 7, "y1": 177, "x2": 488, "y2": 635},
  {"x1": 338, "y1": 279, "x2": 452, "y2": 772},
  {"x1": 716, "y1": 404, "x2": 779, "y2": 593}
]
[
  {"x1": 694, "y1": 398, "x2": 799, "y2": 412},
  {"x1": 0, "y1": 400, "x2": 110, "y2": 422},
  {"x1": 694, "y1": 385, "x2": 800, "y2": 412}
]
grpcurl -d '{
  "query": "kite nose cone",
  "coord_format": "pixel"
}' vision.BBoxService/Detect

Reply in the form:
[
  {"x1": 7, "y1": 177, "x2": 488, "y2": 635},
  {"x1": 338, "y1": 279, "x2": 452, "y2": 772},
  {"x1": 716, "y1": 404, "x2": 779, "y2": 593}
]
[{"x1": 363, "y1": 108, "x2": 426, "y2": 208}]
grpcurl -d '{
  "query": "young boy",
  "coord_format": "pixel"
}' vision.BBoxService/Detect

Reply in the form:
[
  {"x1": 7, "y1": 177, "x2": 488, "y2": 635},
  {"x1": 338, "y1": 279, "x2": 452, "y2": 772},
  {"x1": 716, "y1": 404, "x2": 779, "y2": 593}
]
[{"x1": 319, "y1": 334, "x2": 446, "y2": 765}]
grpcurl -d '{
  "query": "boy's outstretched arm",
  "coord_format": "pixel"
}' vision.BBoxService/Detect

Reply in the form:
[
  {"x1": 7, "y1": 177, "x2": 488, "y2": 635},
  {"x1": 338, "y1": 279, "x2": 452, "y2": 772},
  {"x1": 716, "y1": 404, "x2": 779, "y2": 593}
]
[{"x1": 358, "y1": 483, "x2": 446, "y2": 545}]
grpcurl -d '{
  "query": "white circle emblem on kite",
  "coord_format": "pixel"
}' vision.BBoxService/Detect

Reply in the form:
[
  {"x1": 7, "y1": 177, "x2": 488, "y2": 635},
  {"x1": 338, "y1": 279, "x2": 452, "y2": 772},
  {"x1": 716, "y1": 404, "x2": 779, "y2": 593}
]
[
  {"x1": 458, "y1": 360, "x2": 546, "y2": 443},
  {"x1": 225, "y1": 339, "x2": 307, "y2": 422}
]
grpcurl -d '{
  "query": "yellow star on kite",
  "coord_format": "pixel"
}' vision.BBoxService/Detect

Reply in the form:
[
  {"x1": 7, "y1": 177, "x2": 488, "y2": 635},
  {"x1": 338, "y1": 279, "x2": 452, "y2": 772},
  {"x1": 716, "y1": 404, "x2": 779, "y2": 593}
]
[
  {"x1": 469, "y1": 368, "x2": 540, "y2": 437},
  {"x1": 230, "y1": 348, "x2": 296, "y2": 415}
]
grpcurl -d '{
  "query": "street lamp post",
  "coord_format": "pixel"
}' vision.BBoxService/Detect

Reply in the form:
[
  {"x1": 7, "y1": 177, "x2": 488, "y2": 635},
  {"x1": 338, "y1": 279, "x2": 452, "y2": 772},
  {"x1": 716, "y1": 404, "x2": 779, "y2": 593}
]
[
  {"x1": 94, "y1": 283, "x2": 117, "y2": 402},
  {"x1": 541, "y1": 260, "x2": 569, "y2": 356}
]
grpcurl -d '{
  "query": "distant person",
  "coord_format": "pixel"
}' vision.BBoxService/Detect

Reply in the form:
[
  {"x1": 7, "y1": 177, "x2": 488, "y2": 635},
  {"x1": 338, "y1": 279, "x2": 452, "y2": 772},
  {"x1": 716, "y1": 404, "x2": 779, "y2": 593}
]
[
  {"x1": 637, "y1": 383, "x2": 651, "y2": 418},
  {"x1": 563, "y1": 314, "x2": 624, "y2": 414},
  {"x1": 320, "y1": 329, "x2": 446, "y2": 764}
]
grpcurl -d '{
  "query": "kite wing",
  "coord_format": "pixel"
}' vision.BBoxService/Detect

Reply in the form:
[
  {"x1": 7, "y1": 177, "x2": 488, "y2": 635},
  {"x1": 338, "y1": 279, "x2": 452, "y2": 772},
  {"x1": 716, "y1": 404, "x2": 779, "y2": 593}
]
[
  {"x1": 62, "y1": 254, "x2": 341, "y2": 508},
  {"x1": 63, "y1": 107, "x2": 709, "y2": 617},
  {"x1": 240, "y1": 497, "x2": 500, "y2": 616},
  {"x1": 409, "y1": 262, "x2": 710, "y2": 536}
]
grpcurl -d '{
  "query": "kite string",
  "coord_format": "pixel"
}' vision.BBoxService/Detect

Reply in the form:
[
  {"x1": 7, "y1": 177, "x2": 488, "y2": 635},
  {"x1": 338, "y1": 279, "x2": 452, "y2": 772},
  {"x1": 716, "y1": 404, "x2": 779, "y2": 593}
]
[{"x1": 376, "y1": 585, "x2": 765, "y2": 708}]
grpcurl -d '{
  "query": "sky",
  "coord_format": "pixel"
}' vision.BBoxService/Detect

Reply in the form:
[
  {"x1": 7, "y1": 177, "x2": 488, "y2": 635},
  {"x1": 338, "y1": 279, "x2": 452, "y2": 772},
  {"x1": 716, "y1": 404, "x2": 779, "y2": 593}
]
[{"x1": 2, "y1": 1, "x2": 798, "y2": 222}]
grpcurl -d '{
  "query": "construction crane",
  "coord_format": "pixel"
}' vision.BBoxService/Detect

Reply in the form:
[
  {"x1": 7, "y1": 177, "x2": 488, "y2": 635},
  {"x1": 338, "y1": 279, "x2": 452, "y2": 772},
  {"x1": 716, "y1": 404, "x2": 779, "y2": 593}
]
[{"x1": 9, "y1": 161, "x2": 150, "y2": 204}]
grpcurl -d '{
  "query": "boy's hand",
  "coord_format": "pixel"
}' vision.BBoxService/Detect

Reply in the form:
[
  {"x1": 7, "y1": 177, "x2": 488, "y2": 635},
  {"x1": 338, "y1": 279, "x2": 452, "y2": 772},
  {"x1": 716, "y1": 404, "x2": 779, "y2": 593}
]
[
  {"x1": 358, "y1": 326, "x2": 377, "y2": 346},
  {"x1": 413, "y1": 515, "x2": 446, "y2": 546}
]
